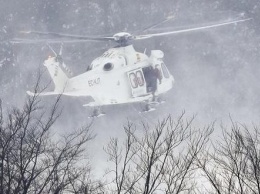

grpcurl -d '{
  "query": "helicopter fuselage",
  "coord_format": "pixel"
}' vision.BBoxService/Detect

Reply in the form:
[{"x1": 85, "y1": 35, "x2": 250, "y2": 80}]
[{"x1": 42, "y1": 45, "x2": 174, "y2": 106}]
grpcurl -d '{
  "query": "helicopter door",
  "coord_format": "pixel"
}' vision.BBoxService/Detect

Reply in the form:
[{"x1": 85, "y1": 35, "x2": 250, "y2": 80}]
[{"x1": 127, "y1": 69, "x2": 146, "y2": 97}]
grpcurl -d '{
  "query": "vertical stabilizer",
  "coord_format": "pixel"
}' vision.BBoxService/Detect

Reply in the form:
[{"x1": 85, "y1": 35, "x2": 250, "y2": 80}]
[{"x1": 44, "y1": 57, "x2": 68, "y2": 93}]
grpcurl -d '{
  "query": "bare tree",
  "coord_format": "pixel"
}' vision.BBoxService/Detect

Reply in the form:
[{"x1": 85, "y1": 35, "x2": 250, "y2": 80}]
[
  {"x1": 0, "y1": 80, "x2": 104, "y2": 194},
  {"x1": 104, "y1": 112, "x2": 213, "y2": 194},
  {"x1": 196, "y1": 120, "x2": 260, "y2": 194}
]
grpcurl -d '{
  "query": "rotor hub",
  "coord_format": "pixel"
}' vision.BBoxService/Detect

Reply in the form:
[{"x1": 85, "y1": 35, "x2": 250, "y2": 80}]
[{"x1": 113, "y1": 32, "x2": 133, "y2": 45}]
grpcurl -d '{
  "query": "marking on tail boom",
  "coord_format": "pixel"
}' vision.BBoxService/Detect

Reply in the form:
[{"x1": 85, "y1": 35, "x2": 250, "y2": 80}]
[{"x1": 88, "y1": 78, "x2": 100, "y2": 87}]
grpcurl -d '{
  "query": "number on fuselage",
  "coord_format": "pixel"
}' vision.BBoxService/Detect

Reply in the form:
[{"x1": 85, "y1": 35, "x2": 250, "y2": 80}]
[{"x1": 128, "y1": 68, "x2": 146, "y2": 97}]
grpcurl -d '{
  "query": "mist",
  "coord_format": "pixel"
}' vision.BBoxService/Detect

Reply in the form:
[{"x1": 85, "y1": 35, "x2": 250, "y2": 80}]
[{"x1": 0, "y1": 0, "x2": 259, "y2": 180}]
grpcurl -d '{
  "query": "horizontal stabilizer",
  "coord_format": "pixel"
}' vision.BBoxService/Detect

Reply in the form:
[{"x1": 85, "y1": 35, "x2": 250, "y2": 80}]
[
  {"x1": 26, "y1": 91, "x2": 60, "y2": 96},
  {"x1": 83, "y1": 102, "x2": 98, "y2": 107}
]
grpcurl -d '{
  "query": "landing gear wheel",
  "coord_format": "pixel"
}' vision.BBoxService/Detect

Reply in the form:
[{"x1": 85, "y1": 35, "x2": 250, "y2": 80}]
[
  {"x1": 88, "y1": 107, "x2": 105, "y2": 118},
  {"x1": 139, "y1": 102, "x2": 156, "y2": 113},
  {"x1": 156, "y1": 97, "x2": 165, "y2": 104}
]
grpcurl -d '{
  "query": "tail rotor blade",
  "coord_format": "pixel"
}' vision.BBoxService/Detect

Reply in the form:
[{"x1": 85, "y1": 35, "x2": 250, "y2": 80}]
[
  {"x1": 59, "y1": 43, "x2": 63, "y2": 56},
  {"x1": 47, "y1": 43, "x2": 57, "y2": 56}
]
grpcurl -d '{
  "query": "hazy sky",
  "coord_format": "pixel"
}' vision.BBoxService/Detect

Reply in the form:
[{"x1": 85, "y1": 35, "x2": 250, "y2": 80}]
[{"x1": 0, "y1": 0, "x2": 259, "y2": 179}]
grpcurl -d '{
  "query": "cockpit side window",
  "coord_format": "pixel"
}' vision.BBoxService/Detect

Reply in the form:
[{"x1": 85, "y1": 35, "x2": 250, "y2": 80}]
[
  {"x1": 103, "y1": 63, "x2": 114, "y2": 71},
  {"x1": 161, "y1": 63, "x2": 170, "y2": 78}
]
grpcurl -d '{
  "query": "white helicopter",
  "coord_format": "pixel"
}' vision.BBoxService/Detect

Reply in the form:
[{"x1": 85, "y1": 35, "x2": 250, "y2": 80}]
[{"x1": 19, "y1": 16, "x2": 251, "y2": 117}]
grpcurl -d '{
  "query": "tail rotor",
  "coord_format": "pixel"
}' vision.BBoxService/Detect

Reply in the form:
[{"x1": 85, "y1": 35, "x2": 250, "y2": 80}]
[{"x1": 46, "y1": 43, "x2": 73, "y2": 76}]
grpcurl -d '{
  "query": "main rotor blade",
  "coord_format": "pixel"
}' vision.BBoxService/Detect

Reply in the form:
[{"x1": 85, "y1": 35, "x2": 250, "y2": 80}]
[
  {"x1": 135, "y1": 18, "x2": 252, "y2": 39},
  {"x1": 10, "y1": 38, "x2": 105, "y2": 44},
  {"x1": 20, "y1": 31, "x2": 114, "y2": 42},
  {"x1": 141, "y1": 15, "x2": 175, "y2": 32},
  {"x1": 47, "y1": 43, "x2": 57, "y2": 56}
]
